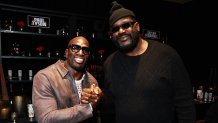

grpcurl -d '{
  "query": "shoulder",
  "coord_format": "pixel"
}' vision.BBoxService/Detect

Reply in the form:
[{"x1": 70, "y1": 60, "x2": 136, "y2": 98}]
[
  {"x1": 33, "y1": 61, "x2": 59, "y2": 83},
  {"x1": 36, "y1": 60, "x2": 62, "y2": 75},
  {"x1": 35, "y1": 64, "x2": 55, "y2": 76},
  {"x1": 147, "y1": 40, "x2": 180, "y2": 59},
  {"x1": 148, "y1": 40, "x2": 177, "y2": 53},
  {"x1": 146, "y1": 40, "x2": 185, "y2": 69},
  {"x1": 104, "y1": 51, "x2": 120, "y2": 65}
]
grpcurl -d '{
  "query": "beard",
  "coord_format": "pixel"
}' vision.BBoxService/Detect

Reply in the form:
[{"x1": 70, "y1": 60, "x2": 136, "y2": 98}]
[
  {"x1": 72, "y1": 65, "x2": 85, "y2": 72},
  {"x1": 112, "y1": 30, "x2": 140, "y2": 53},
  {"x1": 67, "y1": 58, "x2": 87, "y2": 72}
]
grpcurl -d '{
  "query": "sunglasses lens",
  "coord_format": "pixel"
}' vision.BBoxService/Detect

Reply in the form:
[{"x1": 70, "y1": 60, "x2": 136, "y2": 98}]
[
  {"x1": 71, "y1": 45, "x2": 80, "y2": 52},
  {"x1": 112, "y1": 26, "x2": 120, "y2": 33},
  {"x1": 111, "y1": 22, "x2": 135, "y2": 33},
  {"x1": 122, "y1": 23, "x2": 132, "y2": 29},
  {"x1": 82, "y1": 47, "x2": 90, "y2": 54},
  {"x1": 69, "y1": 44, "x2": 90, "y2": 55}
]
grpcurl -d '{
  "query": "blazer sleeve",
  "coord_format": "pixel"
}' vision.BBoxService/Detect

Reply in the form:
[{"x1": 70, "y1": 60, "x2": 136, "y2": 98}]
[{"x1": 32, "y1": 72, "x2": 93, "y2": 123}]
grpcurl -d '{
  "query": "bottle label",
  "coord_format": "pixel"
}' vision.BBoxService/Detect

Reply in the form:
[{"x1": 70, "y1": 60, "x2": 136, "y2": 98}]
[
  {"x1": 8, "y1": 70, "x2": 13, "y2": 80},
  {"x1": 197, "y1": 90, "x2": 203, "y2": 101},
  {"x1": 29, "y1": 70, "x2": 33, "y2": 80},
  {"x1": 208, "y1": 92, "x2": 213, "y2": 102},
  {"x1": 204, "y1": 92, "x2": 208, "y2": 102},
  {"x1": 27, "y1": 104, "x2": 34, "y2": 118},
  {"x1": 18, "y1": 70, "x2": 22, "y2": 80}
]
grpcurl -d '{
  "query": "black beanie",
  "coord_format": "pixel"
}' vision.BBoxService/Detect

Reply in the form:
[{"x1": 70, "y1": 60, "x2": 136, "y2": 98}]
[{"x1": 109, "y1": 1, "x2": 136, "y2": 27}]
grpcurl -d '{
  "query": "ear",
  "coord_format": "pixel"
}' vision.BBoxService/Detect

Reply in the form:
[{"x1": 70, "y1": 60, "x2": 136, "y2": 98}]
[
  {"x1": 108, "y1": 31, "x2": 113, "y2": 38},
  {"x1": 135, "y1": 22, "x2": 140, "y2": 32},
  {"x1": 65, "y1": 49, "x2": 69, "y2": 58}
]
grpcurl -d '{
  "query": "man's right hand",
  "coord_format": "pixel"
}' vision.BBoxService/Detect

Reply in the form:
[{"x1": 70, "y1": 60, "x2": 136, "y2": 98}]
[{"x1": 81, "y1": 85, "x2": 103, "y2": 108}]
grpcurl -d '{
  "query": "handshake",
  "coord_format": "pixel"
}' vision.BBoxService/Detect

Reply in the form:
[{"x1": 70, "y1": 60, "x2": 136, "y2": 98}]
[{"x1": 81, "y1": 84, "x2": 103, "y2": 108}]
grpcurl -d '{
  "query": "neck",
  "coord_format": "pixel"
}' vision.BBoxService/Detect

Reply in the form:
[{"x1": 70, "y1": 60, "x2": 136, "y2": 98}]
[
  {"x1": 64, "y1": 61, "x2": 84, "y2": 80},
  {"x1": 126, "y1": 38, "x2": 148, "y2": 56}
]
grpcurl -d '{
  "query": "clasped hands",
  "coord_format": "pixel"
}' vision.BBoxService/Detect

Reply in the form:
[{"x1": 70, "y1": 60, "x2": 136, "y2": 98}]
[{"x1": 81, "y1": 84, "x2": 103, "y2": 108}]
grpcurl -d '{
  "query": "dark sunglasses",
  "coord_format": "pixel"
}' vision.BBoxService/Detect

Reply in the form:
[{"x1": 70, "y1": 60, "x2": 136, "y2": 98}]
[
  {"x1": 111, "y1": 22, "x2": 136, "y2": 33},
  {"x1": 68, "y1": 44, "x2": 90, "y2": 55}
]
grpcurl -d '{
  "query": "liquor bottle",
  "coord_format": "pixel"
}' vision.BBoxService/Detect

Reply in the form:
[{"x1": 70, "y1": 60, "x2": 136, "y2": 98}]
[
  {"x1": 207, "y1": 67, "x2": 217, "y2": 102},
  {"x1": 196, "y1": 85, "x2": 204, "y2": 103},
  {"x1": 192, "y1": 86, "x2": 197, "y2": 100},
  {"x1": 28, "y1": 70, "x2": 33, "y2": 80},
  {"x1": 60, "y1": 27, "x2": 67, "y2": 36},
  {"x1": 8, "y1": 19, "x2": 14, "y2": 31},
  {"x1": 0, "y1": 100, "x2": 11, "y2": 120},
  {"x1": 208, "y1": 87, "x2": 214, "y2": 103},
  {"x1": 203, "y1": 80, "x2": 214, "y2": 103},
  {"x1": 96, "y1": 110, "x2": 101, "y2": 123},
  {"x1": 162, "y1": 36, "x2": 168, "y2": 44},
  {"x1": 96, "y1": 49, "x2": 105, "y2": 66},
  {"x1": 9, "y1": 84, "x2": 14, "y2": 105},
  {"x1": 18, "y1": 70, "x2": 22, "y2": 80},
  {"x1": 13, "y1": 85, "x2": 27, "y2": 118},
  {"x1": 76, "y1": 28, "x2": 80, "y2": 36},
  {"x1": 4, "y1": 19, "x2": 9, "y2": 30},
  {"x1": 75, "y1": 26, "x2": 84, "y2": 36},
  {"x1": 8, "y1": 69, "x2": 13, "y2": 80},
  {"x1": 27, "y1": 99, "x2": 34, "y2": 119},
  {"x1": 9, "y1": 84, "x2": 17, "y2": 122},
  {"x1": 11, "y1": 42, "x2": 21, "y2": 56},
  {"x1": 4, "y1": 19, "x2": 14, "y2": 31},
  {"x1": 203, "y1": 87, "x2": 209, "y2": 103}
]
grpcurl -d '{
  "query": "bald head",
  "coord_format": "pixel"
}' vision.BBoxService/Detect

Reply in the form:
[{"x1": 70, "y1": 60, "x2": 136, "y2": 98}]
[
  {"x1": 68, "y1": 36, "x2": 90, "y2": 47},
  {"x1": 65, "y1": 36, "x2": 91, "y2": 72}
]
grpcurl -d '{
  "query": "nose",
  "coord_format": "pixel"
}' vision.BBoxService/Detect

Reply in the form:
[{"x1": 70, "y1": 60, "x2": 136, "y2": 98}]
[
  {"x1": 77, "y1": 49, "x2": 84, "y2": 55},
  {"x1": 118, "y1": 27, "x2": 126, "y2": 33}
]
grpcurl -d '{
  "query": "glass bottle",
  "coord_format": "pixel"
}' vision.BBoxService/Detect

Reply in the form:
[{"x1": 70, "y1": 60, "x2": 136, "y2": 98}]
[
  {"x1": 5, "y1": 19, "x2": 14, "y2": 31},
  {"x1": 11, "y1": 42, "x2": 21, "y2": 56},
  {"x1": 96, "y1": 49, "x2": 105, "y2": 66},
  {"x1": 97, "y1": 110, "x2": 101, "y2": 123},
  {"x1": 196, "y1": 85, "x2": 204, "y2": 103},
  {"x1": 27, "y1": 99, "x2": 34, "y2": 119},
  {"x1": 9, "y1": 84, "x2": 17, "y2": 122},
  {"x1": 75, "y1": 26, "x2": 84, "y2": 36},
  {"x1": 208, "y1": 87, "x2": 214, "y2": 103},
  {"x1": 13, "y1": 85, "x2": 27, "y2": 118},
  {"x1": 3, "y1": 19, "x2": 14, "y2": 31},
  {"x1": 207, "y1": 67, "x2": 217, "y2": 102},
  {"x1": 9, "y1": 19, "x2": 14, "y2": 31},
  {"x1": 4, "y1": 19, "x2": 9, "y2": 30},
  {"x1": 8, "y1": 69, "x2": 13, "y2": 80},
  {"x1": 9, "y1": 84, "x2": 14, "y2": 105}
]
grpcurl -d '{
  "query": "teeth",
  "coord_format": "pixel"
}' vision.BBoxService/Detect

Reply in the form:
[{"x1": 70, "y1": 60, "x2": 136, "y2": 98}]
[
  {"x1": 119, "y1": 35, "x2": 128, "y2": 41},
  {"x1": 75, "y1": 58, "x2": 84, "y2": 63}
]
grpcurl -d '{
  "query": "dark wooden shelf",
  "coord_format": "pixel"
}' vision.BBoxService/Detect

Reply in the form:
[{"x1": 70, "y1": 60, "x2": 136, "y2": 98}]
[
  {"x1": 7, "y1": 79, "x2": 32, "y2": 83},
  {"x1": 0, "y1": 29, "x2": 72, "y2": 38},
  {"x1": 1, "y1": 56, "x2": 60, "y2": 60}
]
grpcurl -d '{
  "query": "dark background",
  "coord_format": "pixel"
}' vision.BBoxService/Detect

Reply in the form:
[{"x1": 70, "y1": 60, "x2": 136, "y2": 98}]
[{"x1": 0, "y1": 0, "x2": 217, "y2": 86}]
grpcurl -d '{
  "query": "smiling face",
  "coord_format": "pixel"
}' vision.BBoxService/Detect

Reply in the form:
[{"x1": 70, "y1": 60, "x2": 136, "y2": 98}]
[
  {"x1": 110, "y1": 17, "x2": 140, "y2": 53},
  {"x1": 65, "y1": 36, "x2": 90, "y2": 72}
]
